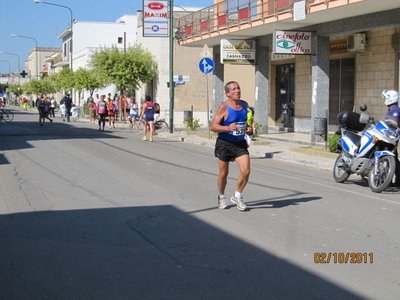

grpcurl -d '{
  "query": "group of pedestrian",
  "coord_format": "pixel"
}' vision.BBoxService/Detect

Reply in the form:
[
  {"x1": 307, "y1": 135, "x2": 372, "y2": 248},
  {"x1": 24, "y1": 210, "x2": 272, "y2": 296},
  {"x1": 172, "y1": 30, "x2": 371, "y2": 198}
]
[
  {"x1": 58, "y1": 93, "x2": 72, "y2": 122},
  {"x1": 36, "y1": 93, "x2": 54, "y2": 126}
]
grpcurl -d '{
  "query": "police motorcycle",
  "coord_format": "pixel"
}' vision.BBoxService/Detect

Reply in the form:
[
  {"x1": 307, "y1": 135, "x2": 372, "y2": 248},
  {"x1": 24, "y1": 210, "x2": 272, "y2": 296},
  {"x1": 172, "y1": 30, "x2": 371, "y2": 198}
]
[{"x1": 333, "y1": 100, "x2": 400, "y2": 193}]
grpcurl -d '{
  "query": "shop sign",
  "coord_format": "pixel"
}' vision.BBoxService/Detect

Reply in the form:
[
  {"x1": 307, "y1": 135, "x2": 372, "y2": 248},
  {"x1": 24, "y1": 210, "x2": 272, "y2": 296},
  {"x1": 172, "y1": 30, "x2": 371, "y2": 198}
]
[
  {"x1": 220, "y1": 39, "x2": 256, "y2": 64},
  {"x1": 330, "y1": 40, "x2": 348, "y2": 54},
  {"x1": 143, "y1": 0, "x2": 169, "y2": 37},
  {"x1": 273, "y1": 30, "x2": 312, "y2": 55}
]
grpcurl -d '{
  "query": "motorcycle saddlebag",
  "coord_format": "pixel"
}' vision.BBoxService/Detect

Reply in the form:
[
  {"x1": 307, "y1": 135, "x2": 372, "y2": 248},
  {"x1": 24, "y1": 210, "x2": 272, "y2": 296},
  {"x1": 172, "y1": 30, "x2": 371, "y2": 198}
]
[{"x1": 337, "y1": 111, "x2": 366, "y2": 131}]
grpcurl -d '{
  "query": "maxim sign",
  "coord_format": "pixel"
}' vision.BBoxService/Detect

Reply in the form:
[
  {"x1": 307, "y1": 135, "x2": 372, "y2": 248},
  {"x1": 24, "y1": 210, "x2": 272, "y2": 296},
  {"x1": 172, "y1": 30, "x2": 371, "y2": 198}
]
[
  {"x1": 143, "y1": 0, "x2": 168, "y2": 37},
  {"x1": 273, "y1": 30, "x2": 312, "y2": 55}
]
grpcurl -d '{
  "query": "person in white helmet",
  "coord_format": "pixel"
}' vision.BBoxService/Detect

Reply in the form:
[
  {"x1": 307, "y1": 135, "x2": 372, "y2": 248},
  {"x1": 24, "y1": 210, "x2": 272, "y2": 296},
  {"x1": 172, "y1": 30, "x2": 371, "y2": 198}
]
[
  {"x1": 384, "y1": 90, "x2": 400, "y2": 119},
  {"x1": 382, "y1": 89, "x2": 400, "y2": 186}
]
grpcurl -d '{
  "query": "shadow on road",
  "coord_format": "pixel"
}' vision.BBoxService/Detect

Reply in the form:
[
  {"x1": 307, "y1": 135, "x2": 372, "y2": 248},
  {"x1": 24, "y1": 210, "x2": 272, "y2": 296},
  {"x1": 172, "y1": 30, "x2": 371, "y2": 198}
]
[{"x1": 0, "y1": 205, "x2": 363, "y2": 299}]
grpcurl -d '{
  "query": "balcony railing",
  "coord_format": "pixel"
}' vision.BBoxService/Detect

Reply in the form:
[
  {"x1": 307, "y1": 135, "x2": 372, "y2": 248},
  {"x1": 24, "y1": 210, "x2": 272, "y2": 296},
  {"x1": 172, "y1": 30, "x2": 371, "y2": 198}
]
[{"x1": 175, "y1": 0, "x2": 350, "y2": 42}]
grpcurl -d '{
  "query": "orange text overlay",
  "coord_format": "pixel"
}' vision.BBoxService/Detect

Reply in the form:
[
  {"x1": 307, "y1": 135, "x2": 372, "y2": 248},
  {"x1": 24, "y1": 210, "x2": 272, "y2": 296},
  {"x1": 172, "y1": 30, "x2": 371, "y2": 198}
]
[{"x1": 314, "y1": 252, "x2": 373, "y2": 264}]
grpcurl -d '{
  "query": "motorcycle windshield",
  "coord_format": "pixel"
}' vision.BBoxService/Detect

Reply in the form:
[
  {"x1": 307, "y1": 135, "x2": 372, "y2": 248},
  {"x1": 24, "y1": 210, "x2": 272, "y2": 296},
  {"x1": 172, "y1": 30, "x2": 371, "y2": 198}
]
[{"x1": 382, "y1": 114, "x2": 399, "y2": 131}]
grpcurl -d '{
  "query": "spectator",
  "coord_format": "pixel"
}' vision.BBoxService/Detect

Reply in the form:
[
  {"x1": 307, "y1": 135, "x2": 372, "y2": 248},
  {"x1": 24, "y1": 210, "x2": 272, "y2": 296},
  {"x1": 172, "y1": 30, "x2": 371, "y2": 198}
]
[
  {"x1": 60, "y1": 100, "x2": 66, "y2": 122},
  {"x1": 22, "y1": 97, "x2": 28, "y2": 111},
  {"x1": 107, "y1": 96, "x2": 116, "y2": 129},
  {"x1": 71, "y1": 103, "x2": 79, "y2": 122},
  {"x1": 94, "y1": 93, "x2": 100, "y2": 104},
  {"x1": 64, "y1": 93, "x2": 72, "y2": 122},
  {"x1": 50, "y1": 96, "x2": 56, "y2": 117},
  {"x1": 128, "y1": 97, "x2": 138, "y2": 129},
  {"x1": 88, "y1": 97, "x2": 96, "y2": 124},
  {"x1": 37, "y1": 93, "x2": 45, "y2": 125},
  {"x1": 124, "y1": 94, "x2": 131, "y2": 120},
  {"x1": 43, "y1": 96, "x2": 53, "y2": 123},
  {"x1": 97, "y1": 95, "x2": 107, "y2": 131}
]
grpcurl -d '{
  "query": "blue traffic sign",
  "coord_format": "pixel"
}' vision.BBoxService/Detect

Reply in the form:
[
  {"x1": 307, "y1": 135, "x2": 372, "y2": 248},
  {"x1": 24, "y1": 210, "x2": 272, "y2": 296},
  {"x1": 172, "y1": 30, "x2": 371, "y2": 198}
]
[{"x1": 199, "y1": 57, "x2": 214, "y2": 74}]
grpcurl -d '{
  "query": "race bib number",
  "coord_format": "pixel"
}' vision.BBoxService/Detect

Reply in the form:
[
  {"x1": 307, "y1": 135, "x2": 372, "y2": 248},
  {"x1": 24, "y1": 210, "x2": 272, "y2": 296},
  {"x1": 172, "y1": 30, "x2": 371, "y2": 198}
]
[{"x1": 233, "y1": 122, "x2": 246, "y2": 136}]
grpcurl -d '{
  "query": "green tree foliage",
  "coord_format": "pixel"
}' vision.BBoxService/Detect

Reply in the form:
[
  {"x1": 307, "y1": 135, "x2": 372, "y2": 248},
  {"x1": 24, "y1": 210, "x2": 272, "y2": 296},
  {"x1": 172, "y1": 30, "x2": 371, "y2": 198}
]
[
  {"x1": 90, "y1": 45, "x2": 157, "y2": 94},
  {"x1": 27, "y1": 77, "x2": 56, "y2": 96},
  {"x1": 7, "y1": 84, "x2": 22, "y2": 97},
  {"x1": 54, "y1": 68, "x2": 74, "y2": 92},
  {"x1": 74, "y1": 68, "x2": 105, "y2": 98}
]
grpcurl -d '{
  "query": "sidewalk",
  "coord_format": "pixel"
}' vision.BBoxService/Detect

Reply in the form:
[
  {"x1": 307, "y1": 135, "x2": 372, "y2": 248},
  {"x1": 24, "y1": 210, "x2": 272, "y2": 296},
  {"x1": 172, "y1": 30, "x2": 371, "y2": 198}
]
[{"x1": 157, "y1": 129, "x2": 337, "y2": 171}]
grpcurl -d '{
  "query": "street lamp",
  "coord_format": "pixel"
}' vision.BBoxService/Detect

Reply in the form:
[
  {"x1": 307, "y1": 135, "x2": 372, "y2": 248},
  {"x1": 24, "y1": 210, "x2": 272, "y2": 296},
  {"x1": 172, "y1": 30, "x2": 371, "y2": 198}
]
[
  {"x1": 0, "y1": 51, "x2": 21, "y2": 86},
  {"x1": 33, "y1": 0, "x2": 73, "y2": 72},
  {"x1": 0, "y1": 60, "x2": 11, "y2": 76},
  {"x1": 11, "y1": 34, "x2": 39, "y2": 79}
]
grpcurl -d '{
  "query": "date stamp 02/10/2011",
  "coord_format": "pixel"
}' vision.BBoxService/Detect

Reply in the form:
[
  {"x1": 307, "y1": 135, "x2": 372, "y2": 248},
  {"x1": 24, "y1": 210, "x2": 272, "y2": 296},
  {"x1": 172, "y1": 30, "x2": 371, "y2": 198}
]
[{"x1": 314, "y1": 252, "x2": 374, "y2": 264}]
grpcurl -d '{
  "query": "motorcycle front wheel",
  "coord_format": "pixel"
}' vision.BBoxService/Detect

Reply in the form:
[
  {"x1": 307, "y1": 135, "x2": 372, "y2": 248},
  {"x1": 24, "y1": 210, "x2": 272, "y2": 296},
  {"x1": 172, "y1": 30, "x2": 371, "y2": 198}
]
[
  {"x1": 333, "y1": 154, "x2": 351, "y2": 183},
  {"x1": 368, "y1": 155, "x2": 396, "y2": 193}
]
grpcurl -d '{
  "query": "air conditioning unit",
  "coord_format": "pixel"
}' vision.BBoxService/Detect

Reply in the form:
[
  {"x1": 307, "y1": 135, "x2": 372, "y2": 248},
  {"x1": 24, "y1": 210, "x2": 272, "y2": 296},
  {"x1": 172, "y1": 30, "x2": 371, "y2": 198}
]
[{"x1": 347, "y1": 33, "x2": 366, "y2": 52}]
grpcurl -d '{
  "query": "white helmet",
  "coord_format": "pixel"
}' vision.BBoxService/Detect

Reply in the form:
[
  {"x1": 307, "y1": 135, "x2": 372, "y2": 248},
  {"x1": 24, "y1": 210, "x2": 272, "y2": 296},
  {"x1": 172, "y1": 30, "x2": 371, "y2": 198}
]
[{"x1": 382, "y1": 89, "x2": 399, "y2": 106}]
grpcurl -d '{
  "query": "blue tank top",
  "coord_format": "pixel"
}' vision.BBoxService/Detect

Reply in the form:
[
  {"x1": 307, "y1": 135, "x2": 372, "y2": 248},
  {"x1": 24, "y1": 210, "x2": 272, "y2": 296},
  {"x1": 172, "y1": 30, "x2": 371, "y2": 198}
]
[{"x1": 218, "y1": 100, "x2": 247, "y2": 143}]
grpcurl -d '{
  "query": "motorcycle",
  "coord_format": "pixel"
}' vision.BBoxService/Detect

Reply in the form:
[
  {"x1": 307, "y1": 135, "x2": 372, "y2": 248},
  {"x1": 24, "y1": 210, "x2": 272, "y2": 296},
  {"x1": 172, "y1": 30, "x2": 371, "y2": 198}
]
[{"x1": 333, "y1": 105, "x2": 399, "y2": 193}]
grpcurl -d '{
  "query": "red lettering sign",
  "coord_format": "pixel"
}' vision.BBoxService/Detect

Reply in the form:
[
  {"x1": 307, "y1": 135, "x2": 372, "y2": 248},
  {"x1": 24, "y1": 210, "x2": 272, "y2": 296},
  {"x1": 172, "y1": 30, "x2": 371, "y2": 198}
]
[{"x1": 148, "y1": 2, "x2": 164, "y2": 10}]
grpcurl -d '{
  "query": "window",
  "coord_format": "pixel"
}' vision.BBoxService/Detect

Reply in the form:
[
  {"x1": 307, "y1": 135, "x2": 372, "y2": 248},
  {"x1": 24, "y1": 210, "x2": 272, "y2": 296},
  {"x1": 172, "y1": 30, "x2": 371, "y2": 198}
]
[{"x1": 118, "y1": 37, "x2": 123, "y2": 44}]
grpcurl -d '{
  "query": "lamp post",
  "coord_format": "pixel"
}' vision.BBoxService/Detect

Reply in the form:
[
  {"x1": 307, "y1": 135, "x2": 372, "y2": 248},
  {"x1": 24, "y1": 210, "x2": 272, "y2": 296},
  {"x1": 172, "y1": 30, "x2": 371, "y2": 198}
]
[
  {"x1": 33, "y1": 0, "x2": 73, "y2": 72},
  {"x1": 11, "y1": 34, "x2": 39, "y2": 79},
  {"x1": 0, "y1": 60, "x2": 11, "y2": 76},
  {"x1": 169, "y1": 0, "x2": 174, "y2": 133},
  {"x1": 0, "y1": 51, "x2": 20, "y2": 86}
]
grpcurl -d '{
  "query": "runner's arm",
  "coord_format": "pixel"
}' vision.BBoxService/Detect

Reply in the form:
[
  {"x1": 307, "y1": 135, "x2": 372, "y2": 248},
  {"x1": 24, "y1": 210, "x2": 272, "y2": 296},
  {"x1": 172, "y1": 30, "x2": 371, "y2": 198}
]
[{"x1": 210, "y1": 103, "x2": 237, "y2": 133}]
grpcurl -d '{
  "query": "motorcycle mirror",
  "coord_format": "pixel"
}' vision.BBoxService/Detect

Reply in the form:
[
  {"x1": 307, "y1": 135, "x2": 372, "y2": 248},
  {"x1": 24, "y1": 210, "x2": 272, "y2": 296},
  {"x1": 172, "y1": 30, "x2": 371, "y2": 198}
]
[{"x1": 360, "y1": 104, "x2": 368, "y2": 111}]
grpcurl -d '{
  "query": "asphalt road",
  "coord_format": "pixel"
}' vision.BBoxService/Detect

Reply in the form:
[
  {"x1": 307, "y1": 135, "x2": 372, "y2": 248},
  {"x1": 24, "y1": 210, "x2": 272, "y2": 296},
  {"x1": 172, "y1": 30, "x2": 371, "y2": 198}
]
[{"x1": 1, "y1": 109, "x2": 399, "y2": 300}]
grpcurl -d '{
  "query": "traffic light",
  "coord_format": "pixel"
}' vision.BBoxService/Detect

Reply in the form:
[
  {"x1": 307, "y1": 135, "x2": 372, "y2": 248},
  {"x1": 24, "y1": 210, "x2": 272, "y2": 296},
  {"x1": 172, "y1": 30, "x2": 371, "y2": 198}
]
[{"x1": 20, "y1": 70, "x2": 27, "y2": 78}]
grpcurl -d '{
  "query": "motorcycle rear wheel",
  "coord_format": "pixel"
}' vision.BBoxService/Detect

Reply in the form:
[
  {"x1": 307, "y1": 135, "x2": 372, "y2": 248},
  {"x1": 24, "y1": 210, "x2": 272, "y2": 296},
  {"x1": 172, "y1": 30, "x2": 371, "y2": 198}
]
[
  {"x1": 368, "y1": 155, "x2": 396, "y2": 193},
  {"x1": 333, "y1": 154, "x2": 351, "y2": 183}
]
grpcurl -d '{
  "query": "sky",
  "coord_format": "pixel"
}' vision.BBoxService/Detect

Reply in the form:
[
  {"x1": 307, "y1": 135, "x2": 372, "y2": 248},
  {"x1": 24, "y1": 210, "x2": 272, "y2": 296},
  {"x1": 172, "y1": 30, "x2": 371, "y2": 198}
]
[{"x1": 0, "y1": 0, "x2": 214, "y2": 74}]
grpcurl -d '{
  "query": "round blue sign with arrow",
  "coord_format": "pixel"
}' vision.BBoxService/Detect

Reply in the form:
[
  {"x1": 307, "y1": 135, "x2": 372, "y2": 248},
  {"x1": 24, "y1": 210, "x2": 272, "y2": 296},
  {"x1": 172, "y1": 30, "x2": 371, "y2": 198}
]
[{"x1": 199, "y1": 57, "x2": 214, "y2": 74}]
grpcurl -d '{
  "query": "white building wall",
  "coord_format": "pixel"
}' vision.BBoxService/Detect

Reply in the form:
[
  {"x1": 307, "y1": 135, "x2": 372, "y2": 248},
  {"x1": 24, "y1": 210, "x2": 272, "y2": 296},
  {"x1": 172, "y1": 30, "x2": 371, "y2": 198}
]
[
  {"x1": 66, "y1": 14, "x2": 137, "y2": 102},
  {"x1": 136, "y1": 25, "x2": 170, "y2": 119},
  {"x1": 73, "y1": 15, "x2": 137, "y2": 54}
]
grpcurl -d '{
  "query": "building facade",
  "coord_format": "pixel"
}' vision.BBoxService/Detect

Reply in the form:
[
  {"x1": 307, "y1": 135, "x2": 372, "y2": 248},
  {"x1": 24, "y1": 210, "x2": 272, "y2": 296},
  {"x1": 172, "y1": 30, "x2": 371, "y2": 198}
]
[
  {"x1": 56, "y1": 14, "x2": 138, "y2": 102},
  {"x1": 136, "y1": 6, "x2": 214, "y2": 127},
  {"x1": 175, "y1": 0, "x2": 400, "y2": 142}
]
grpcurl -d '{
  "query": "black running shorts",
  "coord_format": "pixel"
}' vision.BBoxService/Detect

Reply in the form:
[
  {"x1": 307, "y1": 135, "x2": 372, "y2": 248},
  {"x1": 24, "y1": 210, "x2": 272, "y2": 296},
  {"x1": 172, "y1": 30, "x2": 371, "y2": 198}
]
[{"x1": 214, "y1": 137, "x2": 249, "y2": 162}]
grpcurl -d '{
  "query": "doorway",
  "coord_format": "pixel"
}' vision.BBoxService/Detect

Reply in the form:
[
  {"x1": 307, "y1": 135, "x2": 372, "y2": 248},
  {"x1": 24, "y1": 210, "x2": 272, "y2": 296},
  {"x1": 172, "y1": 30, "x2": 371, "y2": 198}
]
[
  {"x1": 275, "y1": 64, "x2": 295, "y2": 127},
  {"x1": 329, "y1": 58, "x2": 355, "y2": 125}
]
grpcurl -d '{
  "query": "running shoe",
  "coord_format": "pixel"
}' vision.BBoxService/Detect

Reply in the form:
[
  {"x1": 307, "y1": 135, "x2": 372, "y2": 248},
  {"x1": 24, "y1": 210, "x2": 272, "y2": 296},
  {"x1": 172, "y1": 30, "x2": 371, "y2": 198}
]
[
  {"x1": 150, "y1": 137, "x2": 153, "y2": 142},
  {"x1": 142, "y1": 136, "x2": 147, "y2": 141},
  {"x1": 230, "y1": 195, "x2": 247, "y2": 211},
  {"x1": 218, "y1": 195, "x2": 228, "y2": 209}
]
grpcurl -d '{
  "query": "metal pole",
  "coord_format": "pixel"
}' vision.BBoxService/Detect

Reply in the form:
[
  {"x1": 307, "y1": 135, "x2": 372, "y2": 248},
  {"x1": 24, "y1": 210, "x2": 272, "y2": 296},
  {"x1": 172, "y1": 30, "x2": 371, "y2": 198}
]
[
  {"x1": 34, "y1": 1, "x2": 73, "y2": 71},
  {"x1": 0, "y1": 52, "x2": 20, "y2": 86},
  {"x1": 11, "y1": 35, "x2": 39, "y2": 78},
  {"x1": 206, "y1": 74, "x2": 210, "y2": 139},
  {"x1": 0, "y1": 60, "x2": 11, "y2": 76},
  {"x1": 168, "y1": 0, "x2": 174, "y2": 133},
  {"x1": 35, "y1": 0, "x2": 73, "y2": 101}
]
